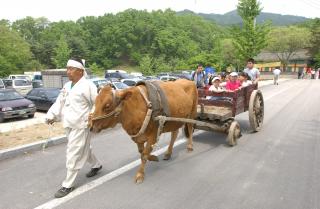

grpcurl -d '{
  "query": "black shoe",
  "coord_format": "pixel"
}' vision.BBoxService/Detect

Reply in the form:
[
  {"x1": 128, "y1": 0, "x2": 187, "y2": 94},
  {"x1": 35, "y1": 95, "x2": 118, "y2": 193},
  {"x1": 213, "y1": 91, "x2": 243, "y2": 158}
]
[
  {"x1": 86, "y1": 165, "x2": 102, "y2": 178},
  {"x1": 54, "y1": 187, "x2": 74, "y2": 198}
]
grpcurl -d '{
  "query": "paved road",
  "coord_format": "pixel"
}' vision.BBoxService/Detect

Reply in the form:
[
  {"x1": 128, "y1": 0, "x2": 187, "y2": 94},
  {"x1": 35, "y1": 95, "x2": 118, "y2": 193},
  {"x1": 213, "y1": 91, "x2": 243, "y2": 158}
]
[{"x1": 1, "y1": 79, "x2": 319, "y2": 209}]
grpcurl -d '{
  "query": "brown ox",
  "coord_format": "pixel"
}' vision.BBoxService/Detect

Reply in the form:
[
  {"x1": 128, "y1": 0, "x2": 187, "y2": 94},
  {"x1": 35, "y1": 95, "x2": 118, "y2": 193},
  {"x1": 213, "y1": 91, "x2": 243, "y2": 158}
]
[{"x1": 89, "y1": 79, "x2": 198, "y2": 183}]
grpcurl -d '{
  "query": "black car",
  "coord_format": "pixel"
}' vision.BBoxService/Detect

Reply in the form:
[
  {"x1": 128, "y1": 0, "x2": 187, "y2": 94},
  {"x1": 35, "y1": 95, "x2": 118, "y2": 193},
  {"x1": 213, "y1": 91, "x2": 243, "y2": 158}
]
[
  {"x1": 0, "y1": 89, "x2": 36, "y2": 122},
  {"x1": 26, "y1": 88, "x2": 60, "y2": 111}
]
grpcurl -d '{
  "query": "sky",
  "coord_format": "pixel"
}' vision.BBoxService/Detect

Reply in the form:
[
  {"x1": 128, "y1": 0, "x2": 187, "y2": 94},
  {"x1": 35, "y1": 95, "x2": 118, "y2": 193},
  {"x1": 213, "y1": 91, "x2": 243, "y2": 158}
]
[{"x1": 1, "y1": 0, "x2": 319, "y2": 22}]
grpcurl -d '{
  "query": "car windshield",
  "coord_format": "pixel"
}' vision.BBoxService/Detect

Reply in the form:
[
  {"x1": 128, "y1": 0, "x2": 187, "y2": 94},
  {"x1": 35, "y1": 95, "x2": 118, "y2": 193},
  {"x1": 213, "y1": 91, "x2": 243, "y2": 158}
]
[
  {"x1": 45, "y1": 89, "x2": 60, "y2": 98},
  {"x1": 14, "y1": 79, "x2": 32, "y2": 86},
  {"x1": 119, "y1": 73, "x2": 135, "y2": 79},
  {"x1": 0, "y1": 91, "x2": 24, "y2": 101},
  {"x1": 113, "y1": 82, "x2": 129, "y2": 89},
  {"x1": 96, "y1": 80, "x2": 108, "y2": 85}
]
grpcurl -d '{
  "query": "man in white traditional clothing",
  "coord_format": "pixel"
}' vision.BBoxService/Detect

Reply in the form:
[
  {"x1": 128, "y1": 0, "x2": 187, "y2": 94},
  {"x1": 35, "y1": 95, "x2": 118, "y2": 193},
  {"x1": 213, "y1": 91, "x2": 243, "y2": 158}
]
[{"x1": 46, "y1": 57, "x2": 102, "y2": 198}]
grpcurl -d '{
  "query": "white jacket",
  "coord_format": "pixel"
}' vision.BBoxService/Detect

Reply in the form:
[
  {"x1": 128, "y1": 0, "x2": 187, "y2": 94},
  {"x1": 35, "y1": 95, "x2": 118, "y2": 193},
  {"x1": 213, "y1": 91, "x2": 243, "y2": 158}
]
[{"x1": 46, "y1": 76, "x2": 97, "y2": 129}]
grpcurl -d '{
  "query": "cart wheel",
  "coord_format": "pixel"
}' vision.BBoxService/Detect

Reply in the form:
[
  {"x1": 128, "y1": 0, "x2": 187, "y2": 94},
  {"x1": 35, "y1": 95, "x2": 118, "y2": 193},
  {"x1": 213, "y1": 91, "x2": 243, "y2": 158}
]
[
  {"x1": 249, "y1": 90, "x2": 264, "y2": 132},
  {"x1": 227, "y1": 121, "x2": 241, "y2": 146}
]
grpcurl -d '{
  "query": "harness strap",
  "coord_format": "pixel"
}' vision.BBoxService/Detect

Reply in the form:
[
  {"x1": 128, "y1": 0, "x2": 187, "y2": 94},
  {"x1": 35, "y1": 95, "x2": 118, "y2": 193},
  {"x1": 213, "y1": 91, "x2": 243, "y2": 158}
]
[{"x1": 129, "y1": 86, "x2": 153, "y2": 138}]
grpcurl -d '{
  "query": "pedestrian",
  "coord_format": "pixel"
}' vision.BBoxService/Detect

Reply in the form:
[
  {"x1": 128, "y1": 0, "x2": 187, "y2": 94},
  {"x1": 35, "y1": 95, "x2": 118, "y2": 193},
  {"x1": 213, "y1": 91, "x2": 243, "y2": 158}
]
[
  {"x1": 311, "y1": 69, "x2": 316, "y2": 79},
  {"x1": 243, "y1": 58, "x2": 260, "y2": 84},
  {"x1": 298, "y1": 68, "x2": 303, "y2": 79},
  {"x1": 45, "y1": 57, "x2": 102, "y2": 198},
  {"x1": 273, "y1": 67, "x2": 281, "y2": 85},
  {"x1": 191, "y1": 64, "x2": 207, "y2": 88}
]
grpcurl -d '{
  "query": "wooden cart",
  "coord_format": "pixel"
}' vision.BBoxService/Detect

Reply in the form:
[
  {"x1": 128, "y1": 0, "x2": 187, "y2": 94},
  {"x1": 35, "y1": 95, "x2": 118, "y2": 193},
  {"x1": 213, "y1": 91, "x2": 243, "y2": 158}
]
[{"x1": 154, "y1": 84, "x2": 264, "y2": 146}]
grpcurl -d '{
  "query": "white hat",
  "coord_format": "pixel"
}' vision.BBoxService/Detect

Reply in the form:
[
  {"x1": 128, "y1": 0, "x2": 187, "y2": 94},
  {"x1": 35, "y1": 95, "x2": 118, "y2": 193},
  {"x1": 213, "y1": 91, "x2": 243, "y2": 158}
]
[
  {"x1": 230, "y1": 72, "x2": 238, "y2": 76},
  {"x1": 212, "y1": 77, "x2": 220, "y2": 82}
]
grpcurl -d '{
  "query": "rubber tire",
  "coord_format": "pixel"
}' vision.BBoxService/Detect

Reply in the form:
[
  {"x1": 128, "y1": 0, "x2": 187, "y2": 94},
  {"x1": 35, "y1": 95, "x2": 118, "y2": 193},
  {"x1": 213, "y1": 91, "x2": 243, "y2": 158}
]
[
  {"x1": 28, "y1": 114, "x2": 35, "y2": 118},
  {"x1": 227, "y1": 121, "x2": 241, "y2": 146},
  {"x1": 249, "y1": 90, "x2": 264, "y2": 132}
]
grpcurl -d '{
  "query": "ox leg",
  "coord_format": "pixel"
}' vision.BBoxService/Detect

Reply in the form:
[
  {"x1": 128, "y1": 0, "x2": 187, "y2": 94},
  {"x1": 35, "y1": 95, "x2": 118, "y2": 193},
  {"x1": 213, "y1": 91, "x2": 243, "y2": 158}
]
[
  {"x1": 135, "y1": 141, "x2": 153, "y2": 184},
  {"x1": 163, "y1": 130, "x2": 179, "y2": 160},
  {"x1": 185, "y1": 123, "x2": 194, "y2": 152}
]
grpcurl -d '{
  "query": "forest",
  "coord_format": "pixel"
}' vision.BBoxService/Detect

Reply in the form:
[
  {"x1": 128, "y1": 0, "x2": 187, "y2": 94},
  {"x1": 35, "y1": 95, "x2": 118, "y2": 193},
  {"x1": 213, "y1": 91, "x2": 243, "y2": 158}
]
[{"x1": 0, "y1": 1, "x2": 319, "y2": 77}]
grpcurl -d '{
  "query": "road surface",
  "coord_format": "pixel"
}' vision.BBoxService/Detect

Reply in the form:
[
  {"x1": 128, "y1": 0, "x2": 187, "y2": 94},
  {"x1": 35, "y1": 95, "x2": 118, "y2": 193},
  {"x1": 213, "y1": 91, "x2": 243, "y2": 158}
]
[{"x1": 0, "y1": 79, "x2": 319, "y2": 209}]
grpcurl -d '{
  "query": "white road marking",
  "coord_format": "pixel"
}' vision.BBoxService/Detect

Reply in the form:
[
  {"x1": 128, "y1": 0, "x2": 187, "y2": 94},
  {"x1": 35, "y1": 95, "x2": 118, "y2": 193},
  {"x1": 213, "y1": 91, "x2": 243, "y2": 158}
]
[
  {"x1": 33, "y1": 138, "x2": 187, "y2": 209},
  {"x1": 34, "y1": 81, "x2": 295, "y2": 209}
]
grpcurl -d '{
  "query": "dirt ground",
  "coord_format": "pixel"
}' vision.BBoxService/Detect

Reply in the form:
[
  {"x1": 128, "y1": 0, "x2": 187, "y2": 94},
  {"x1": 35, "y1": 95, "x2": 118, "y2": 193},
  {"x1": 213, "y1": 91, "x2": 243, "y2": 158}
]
[{"x1": 0, "y1": 123, "x2": 65, "y2": 150}]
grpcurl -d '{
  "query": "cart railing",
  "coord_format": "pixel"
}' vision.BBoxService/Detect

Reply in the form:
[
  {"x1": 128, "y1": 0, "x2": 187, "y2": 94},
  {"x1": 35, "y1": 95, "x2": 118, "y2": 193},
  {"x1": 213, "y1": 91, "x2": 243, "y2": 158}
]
[{"x1": 197, "y1": 84, "x2": 258, "y2": 117}]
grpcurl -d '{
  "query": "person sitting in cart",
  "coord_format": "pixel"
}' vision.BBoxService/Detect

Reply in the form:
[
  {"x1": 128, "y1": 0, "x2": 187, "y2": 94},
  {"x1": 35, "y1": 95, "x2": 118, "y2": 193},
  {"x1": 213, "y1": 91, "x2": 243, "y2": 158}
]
[
  {"x1": 209, "y1": 77, "x2": 225, "y2": 93},
  {"x1": 207, "y1": 77, "x2": 230, "y2": 101},
  {"x1": 226, "y1": 72, "x2": 241, "y2": 91},
  {"x1": 239, "y1": 72, "x2": 252, "y2": 87}
]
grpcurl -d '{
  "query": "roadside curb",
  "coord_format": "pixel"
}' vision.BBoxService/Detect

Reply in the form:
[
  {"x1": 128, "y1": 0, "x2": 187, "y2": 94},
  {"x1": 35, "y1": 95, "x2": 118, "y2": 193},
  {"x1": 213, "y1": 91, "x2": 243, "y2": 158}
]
[{"x1": 0, "y1": 135, "x2": 67, "y2": 161}]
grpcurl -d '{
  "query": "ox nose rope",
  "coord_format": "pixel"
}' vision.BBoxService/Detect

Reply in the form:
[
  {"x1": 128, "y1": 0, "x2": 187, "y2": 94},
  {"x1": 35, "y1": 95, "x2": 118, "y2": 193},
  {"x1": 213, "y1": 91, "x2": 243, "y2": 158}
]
[{"x1": 42, "y1": 124, "x2": 53, "y2": 151}]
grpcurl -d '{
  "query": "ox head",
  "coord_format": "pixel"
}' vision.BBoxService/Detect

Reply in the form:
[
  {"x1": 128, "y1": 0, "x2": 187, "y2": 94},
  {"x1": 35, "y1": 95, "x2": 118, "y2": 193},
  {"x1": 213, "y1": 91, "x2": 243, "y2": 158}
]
[{"x1": 89, "y1": 85, "x2": 131, "y2": 133}]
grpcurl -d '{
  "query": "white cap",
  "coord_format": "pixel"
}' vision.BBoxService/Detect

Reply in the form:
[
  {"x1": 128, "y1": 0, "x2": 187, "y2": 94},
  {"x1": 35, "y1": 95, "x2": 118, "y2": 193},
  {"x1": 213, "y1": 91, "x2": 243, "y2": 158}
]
[
  {"x1": 212, "y1": 77, "x2": 220, "y2": 82},
  {"x1": 230, "y1": 72, "x2": 238, "y2": 76}
]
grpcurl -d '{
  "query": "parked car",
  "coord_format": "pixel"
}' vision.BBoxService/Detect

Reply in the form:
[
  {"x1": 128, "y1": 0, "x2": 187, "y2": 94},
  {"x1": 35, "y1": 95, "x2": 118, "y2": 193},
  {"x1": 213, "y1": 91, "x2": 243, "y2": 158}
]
[
  {"x1": 0, "y1": 79, "x2": 5, "y2": 89},
  {"x1": 26, "y1": 88, "x2": 60, "y2": 111},
  {"x1": 159, "y1": 76, "x2": 178, "y2": 81},
  {"x1": 145, "y1": 76, "x2": 159, "y2": 80},
  {"x1": 111, "y1": 81, "x2": 129, "y2": 90},
  {"x1": 3, "y1": 79, "x2": 33, "y2": 95},
  {"x1": 121, "y1": 78, "x2": 142, "y2": 86},
  {"x1": 88, "y1": 77, "x2": 109, "y2": 89},
  {"x1": 32, "y1": 80, "x2": 44, "y2": 88},
  {"x1": 0, "y1": 89, "x2": 36, "y2": 122},
  {"x1": 8, "y1": 74, "x2": 32, "y2": 81},
  {"x1": 105, "y1": 71, "x2": 135, "y2": 81}
]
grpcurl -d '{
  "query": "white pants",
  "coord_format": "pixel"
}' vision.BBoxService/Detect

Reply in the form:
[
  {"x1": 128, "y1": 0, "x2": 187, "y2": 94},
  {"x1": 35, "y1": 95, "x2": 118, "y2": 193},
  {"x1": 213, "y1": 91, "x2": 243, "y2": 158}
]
[
  {"x1": 62, "y1": 128, "x2": 101, "y2": 188},
  {"x1": 273, "y1": 74, "x2": 279, "y2": 85}
]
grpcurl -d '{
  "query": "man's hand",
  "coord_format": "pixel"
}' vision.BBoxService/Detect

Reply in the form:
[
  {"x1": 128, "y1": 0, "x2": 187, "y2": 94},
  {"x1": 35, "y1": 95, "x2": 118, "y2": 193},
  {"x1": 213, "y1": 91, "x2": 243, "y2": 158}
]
[{"x1": 45, "y1": 118, "x2": 55, "y2": 125}]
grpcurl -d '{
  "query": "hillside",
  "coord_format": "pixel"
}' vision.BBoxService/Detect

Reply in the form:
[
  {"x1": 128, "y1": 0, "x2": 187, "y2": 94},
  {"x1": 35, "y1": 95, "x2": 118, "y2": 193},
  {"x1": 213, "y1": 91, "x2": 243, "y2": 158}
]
[{"x1": 178, "y1": 10, "x2": 309, "y2": 26}]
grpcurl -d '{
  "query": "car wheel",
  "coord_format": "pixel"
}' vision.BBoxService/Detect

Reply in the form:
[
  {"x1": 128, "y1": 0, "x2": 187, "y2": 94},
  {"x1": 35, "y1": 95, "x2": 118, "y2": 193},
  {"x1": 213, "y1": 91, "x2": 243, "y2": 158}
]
[
  {"x1": 0, "y1": 115, "x2": 4, "y2": 123},
  {"x1": 28, "y1": 114, "x2": 35, "y2": 118}
]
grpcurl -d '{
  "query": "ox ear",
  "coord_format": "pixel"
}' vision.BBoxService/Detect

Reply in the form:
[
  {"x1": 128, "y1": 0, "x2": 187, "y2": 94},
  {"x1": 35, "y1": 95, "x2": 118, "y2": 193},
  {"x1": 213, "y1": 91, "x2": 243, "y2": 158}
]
[{"x1": 118, "y1": 90, "x2": 132, "y2": 101}]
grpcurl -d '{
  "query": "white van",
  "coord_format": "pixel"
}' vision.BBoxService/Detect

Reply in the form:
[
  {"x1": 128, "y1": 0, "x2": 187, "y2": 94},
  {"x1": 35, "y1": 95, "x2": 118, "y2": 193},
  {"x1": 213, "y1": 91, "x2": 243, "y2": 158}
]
[
  {"x1": 3, "y1": 79, "x2": 33, "y2": 95},
  {"x1": 8, "y1": 74, "x2": 32, "y2": 81}
]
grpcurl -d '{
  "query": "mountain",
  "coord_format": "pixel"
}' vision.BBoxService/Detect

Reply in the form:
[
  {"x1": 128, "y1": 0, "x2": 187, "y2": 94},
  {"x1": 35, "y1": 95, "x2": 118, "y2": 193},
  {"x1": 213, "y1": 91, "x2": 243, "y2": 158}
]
[{"x1": 177, "y1": 10, "x2": 310, "y2": 26}]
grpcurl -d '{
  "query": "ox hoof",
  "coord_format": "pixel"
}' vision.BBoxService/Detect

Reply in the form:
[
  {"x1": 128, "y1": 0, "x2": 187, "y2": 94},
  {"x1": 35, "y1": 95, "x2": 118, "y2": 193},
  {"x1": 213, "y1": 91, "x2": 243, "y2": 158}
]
[
  {"x1": 163, "y1": 154, "x2": 171, "y2": 161},
  {"x1": 187, "y1": 147, "x2": 194, "y2": 152},
  {"x1": 135, "y1": 174, "x2": 144, "y2": 184},
  {"x1": 148, "y1": 155, "x2": 159, "y2": 162}
]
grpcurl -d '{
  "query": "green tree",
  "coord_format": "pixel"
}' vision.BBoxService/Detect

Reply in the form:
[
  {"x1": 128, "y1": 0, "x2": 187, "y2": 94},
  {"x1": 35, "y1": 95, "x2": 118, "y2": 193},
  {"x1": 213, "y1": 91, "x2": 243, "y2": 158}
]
[
  {"x1": 139, "y1": 55, "x2": 154, "y2": 75},
  {"x1": 266, "y1": 26, "x2": 311, "y2": 71},
  {"x1": 309, "y1": 18, "x2": 320, "y2": 67},
  {"x1": 232, "y1": 0, "x2": 270, "y2": 62},
  {"x1": 53, "y1": 36, "x2": 72, "y2": 68},
  {"x1": 0, "y1": 25, "x2": 33, "y2": 77}
]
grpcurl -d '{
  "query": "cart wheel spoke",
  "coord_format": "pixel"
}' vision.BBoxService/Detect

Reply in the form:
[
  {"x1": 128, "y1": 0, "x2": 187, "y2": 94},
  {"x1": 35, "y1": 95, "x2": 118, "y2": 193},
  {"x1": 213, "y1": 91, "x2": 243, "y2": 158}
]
[{"x1": 249, "y1": 90, "x2": 264, "y2": 132}]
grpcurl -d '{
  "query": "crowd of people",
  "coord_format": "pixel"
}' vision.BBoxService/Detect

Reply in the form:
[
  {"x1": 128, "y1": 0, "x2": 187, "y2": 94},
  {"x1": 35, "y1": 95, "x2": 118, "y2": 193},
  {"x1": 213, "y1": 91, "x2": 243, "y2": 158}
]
[
  {"x1": 191, "y1": 58, "x2": 260, "y2": 93},
  {"x1": 298, "y1": 67, "x2": 320, "y2": 80}
]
